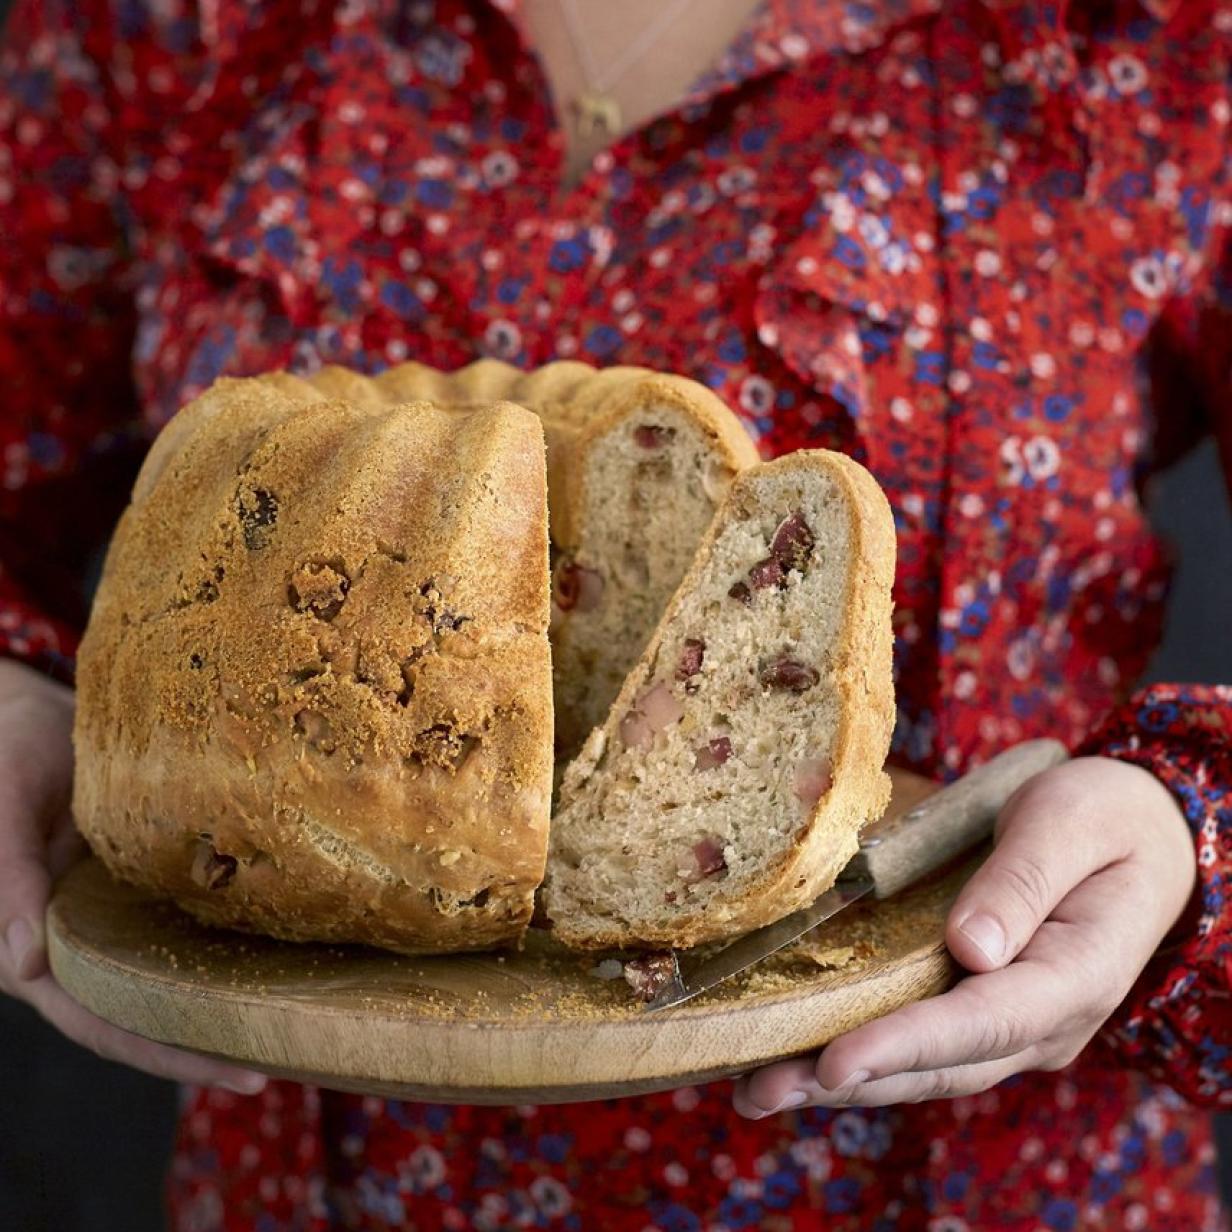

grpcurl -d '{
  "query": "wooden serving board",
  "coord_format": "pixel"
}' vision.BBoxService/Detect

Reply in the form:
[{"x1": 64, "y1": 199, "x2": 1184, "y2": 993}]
[{"x1": 47, "y1": 768, "x2": 972, "y2": 1105}]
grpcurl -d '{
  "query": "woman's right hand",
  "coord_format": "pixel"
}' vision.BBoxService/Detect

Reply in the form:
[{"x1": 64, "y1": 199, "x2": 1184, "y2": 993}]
[{"x1": 0, "y1": 657, "x2": 268, "y2": 1094}]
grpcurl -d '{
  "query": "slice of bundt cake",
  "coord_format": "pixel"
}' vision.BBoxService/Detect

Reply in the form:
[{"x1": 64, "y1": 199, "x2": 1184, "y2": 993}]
[
  {"x1": 542, "y1": 450, "x2": 896, "y2": 950},
  {"x1": 300, "y1": 359, "x2": 760, "y2": 759},
  {"x1": 73, "y1": 377, "x2": 554, "y2": 954}
]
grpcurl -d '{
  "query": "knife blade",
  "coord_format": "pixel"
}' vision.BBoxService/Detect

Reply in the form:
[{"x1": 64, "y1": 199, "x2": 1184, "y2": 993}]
[
  {"x1": 642, "y1": 880, "x2": 873, "y2": 1011},
  {"x1": 644, "y1": 738, "x2": 1069, "y2": 1011}
]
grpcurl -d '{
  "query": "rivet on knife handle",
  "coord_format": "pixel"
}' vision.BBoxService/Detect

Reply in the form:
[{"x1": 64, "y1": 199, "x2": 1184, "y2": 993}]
[{"x1": 846, "y1": 739, "x2": 1069, "y2": 900}]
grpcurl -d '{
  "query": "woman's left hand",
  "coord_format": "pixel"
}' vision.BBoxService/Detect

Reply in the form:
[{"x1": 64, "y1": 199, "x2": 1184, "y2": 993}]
[{"x1": 733, "y1": 756, "x2": 1197, "y2": 1117}]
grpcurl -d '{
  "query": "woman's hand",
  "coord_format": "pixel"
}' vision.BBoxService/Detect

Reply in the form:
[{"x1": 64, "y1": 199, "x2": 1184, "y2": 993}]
[
  {"x1": 733, "y1": 756, "x2": 1197, "y2": 1116},
  {"x1": 0, "y1": 658, "x2": 267, "y2": 1094}
]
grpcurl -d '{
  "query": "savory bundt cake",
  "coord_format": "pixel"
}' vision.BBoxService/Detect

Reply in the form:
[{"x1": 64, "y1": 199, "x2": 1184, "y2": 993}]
[
  {"x1": 543, "y1": 450, "x2": 897, "y2": 949},
  {"x1": 297, "y1": 359, "x2": 761, "y2": 759},
  {"x1": 74, "y1": 362, "x2": 894, "y2": 960},
  {"x1": 72, "y1": 376, "x2": 554, "y2": 954}
]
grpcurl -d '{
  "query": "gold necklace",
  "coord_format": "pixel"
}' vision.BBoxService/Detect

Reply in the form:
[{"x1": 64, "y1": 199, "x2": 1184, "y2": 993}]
[{"x1": 557, "y1": 0, "x2": 700, "y2": 138}]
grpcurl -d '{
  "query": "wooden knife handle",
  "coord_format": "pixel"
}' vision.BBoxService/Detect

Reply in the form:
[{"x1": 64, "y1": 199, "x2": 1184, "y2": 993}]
[{"x1": 847, "y1": 739, "x2": 1070, "y2": 899}]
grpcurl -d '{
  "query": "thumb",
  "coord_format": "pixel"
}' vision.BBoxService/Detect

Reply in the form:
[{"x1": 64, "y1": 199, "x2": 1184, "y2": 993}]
[{"x1": 945, "y1": 774, "x2": 1110, "y2": 973}]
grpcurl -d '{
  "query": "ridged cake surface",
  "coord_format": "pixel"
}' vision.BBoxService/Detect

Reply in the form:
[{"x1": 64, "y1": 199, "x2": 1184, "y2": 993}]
[{"x1": 73, "y1": 376, "x2": 553, "y2": 954}]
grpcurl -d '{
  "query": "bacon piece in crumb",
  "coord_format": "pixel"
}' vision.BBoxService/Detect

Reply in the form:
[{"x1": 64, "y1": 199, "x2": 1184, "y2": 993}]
[
  {"x1": 675, "y1": 638, "x2": 705, "y2": 682},
  {"x1": 634, "y1": 424, "x2": 675, "y2": 449},
  {"x1": 694, "y1": 736, "x2": 732, "y2": 771},
  {"x1": 748, "y1": 556, "x2": 785, "y2": 590},
  {"x1": 619, "y1": 709, "x2": 655, "y2": 751},
  {"x1": 680, "y1": 835, "x2": 728, "y2": 883},
  {"x1": 770, "y1": 511, "x2": 815, "y2": 572},
  {"x1": 759, "y1": 656, "x2": 819, "y2": 692},
  {"x1": 623, "y1": 952, "x2": 678, "y2": 1002},
  {"x1": 794, "y1": 756, "x2": 834, "y2": 809},
  {"x1": 553, "y1": 558, "x2": 604, "y2": 612},
  {"x1": 640, "y1": 681, "x2": 684, "y2": 731}
]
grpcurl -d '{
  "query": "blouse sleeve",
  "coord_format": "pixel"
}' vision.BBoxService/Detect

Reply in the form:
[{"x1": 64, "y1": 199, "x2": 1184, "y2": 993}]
[
  {"x1": 1079, "y1": 222, "x2": 1232, "y2": 1107},
  {"x1": 0, "y1": 0, "x2": 143, "y2": 682}
]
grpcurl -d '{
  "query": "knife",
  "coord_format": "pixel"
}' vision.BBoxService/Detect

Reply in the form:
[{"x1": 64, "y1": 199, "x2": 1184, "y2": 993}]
[{"x1": 643, "y1": 738, "x2": 1069, "y2": 1011}]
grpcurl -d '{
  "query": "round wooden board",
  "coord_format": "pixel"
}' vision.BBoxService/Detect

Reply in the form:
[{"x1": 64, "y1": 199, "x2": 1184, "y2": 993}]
[{"x1": 47, "y1": 769, "x2": 971, "y2": 1105}]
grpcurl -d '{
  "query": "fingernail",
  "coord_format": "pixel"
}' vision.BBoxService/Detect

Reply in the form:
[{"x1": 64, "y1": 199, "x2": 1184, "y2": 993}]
[
  {"x1": 223, "y1": 1072, "x2": 268, "y2": 1095},
  {"x1": 958, "y1": 913, "x2": 1006, "y2": 965},
  {"x1": 767, "y1": 1090, "x2": 809, "y2": 1114},
  {"x1": 5, "y1": 918, "x2": 34, "y2": 978},
  {"x1": 835, "y1": 1069, "x2": 870, "y2": 1090}
]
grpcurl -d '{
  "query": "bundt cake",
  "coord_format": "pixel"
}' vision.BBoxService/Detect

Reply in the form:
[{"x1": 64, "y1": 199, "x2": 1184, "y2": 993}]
[
  {"x1": 72, "y1": 376, "x2": 554, "y2": 954},
  {"x1": 297, "y1": 359, "x2": 761, "y2": 759},
  {"x1": 75, "y1": 363, "x2": 894, "y2": 960},
  {"x1": 542, "y1": 450, "x2": 896, "y2": 950}
]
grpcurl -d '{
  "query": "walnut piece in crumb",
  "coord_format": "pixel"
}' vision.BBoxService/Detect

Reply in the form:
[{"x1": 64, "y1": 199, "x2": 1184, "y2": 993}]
[{"x1": 774, "y1": 943, "x2": 858, "y2": 971}]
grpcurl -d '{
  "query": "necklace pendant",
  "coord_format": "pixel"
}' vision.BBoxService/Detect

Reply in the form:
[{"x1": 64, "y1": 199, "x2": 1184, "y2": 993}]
[{"x1": 572, "y1": 90, "x2": 622, "y2": 138}]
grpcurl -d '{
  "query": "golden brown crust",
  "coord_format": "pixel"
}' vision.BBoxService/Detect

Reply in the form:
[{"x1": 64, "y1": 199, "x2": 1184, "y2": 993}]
[
  {"x1": 511, "y1": 360, "x2": 595, "y2": 406},
  {"x1": 131, "y1": 374, "x2": 325, "y2": 504},
  {"x1": 73, "y1": 381, "x2": 553, "y2": 954},
  {"x1": 372, "y1": 361, "x2": 456, "y2": 404},
  {"x1": 546, "y1": 449, "x2": 897, "y2": 950},
  {"x1": 445, "y1": 358, "x2": 523, "y2": 403},
  {"x1": 305, "y1": 365, "x2": 388, "y2": 406}
]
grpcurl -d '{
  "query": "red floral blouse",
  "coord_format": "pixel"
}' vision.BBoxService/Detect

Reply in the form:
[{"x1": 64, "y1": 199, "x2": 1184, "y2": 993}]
[{"x1": 3, "y1": 0, "x2": 1232, "y2": 1227}]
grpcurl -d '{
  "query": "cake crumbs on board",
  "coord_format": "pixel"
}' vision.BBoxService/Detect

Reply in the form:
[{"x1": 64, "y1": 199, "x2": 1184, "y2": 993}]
[{"x1": 108, "y1": 859, "x2": 970, "y2": 1021}]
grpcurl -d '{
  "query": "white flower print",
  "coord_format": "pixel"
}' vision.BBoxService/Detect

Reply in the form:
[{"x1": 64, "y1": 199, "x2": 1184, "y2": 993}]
[
  {"x1": 1108, "y1": 54, "x2": 1149, "y2": 95},
  {"x1": 401, "y1": 1144, "x2": 447, "y2": 1192},
  {"x1": 832, "y1": 1109, "x2": 870, "y2": 1156},
  {"x1": 825, "y1": 191, "x2": 856, "y2": 233},
  {"x1": 47, "y1": 244, "x2": 113, "y2": 291},
  {"x1": 1007, "y1": 635, "x2": 1036, "y2": 681},
  {"x1": 1023, "y1": 435, "x2": 1061, "y2": 481},
  {"x1": 472, "y1": 1192, "x2": 508, "y2": 1232},
  {"x1": 1000, "y1": 436, "x2": 1025, "y2": 484},
  {"x1": 415, "y1": 31, "x2": 473, "y2": 87},
  {"x1": 718, "y1": 165, "x2": 757, "y2": 195},
  {"x1": 1129, "y1": 255, "x2": 1167, "y2": 300},
  {"x1": 788, "y1": 1134, "x2": 833, "y2": 1181},
  {"x1": 483, "y1": 318, "x2": 522, "y2": 358},
  {"x1": 974, "y1": 249, "x2": 1002, "y2": 276},
  {"x1": 482, "y1": 150, "x2": 519, "y2": 186},
  {"x1": 739, "y1": 374, "x2": 775, "y2": 415},
  {"x1": 529, "y1": 1175, "x2": 572, "y2": 1217},
  {"x1": 857, "y1": 213, "x2": 890, "y2": 251}
]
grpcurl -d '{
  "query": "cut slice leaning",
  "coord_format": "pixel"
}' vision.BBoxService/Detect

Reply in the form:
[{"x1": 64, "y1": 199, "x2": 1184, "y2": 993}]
[{"x1": 542, "y1": 449, "x2": 896, "y2": 950}]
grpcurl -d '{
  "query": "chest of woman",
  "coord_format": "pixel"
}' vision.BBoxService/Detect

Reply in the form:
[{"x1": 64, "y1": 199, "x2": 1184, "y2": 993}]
[{"x1": 119, "y1": 0, "x2": 1226, "y2": 769}]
